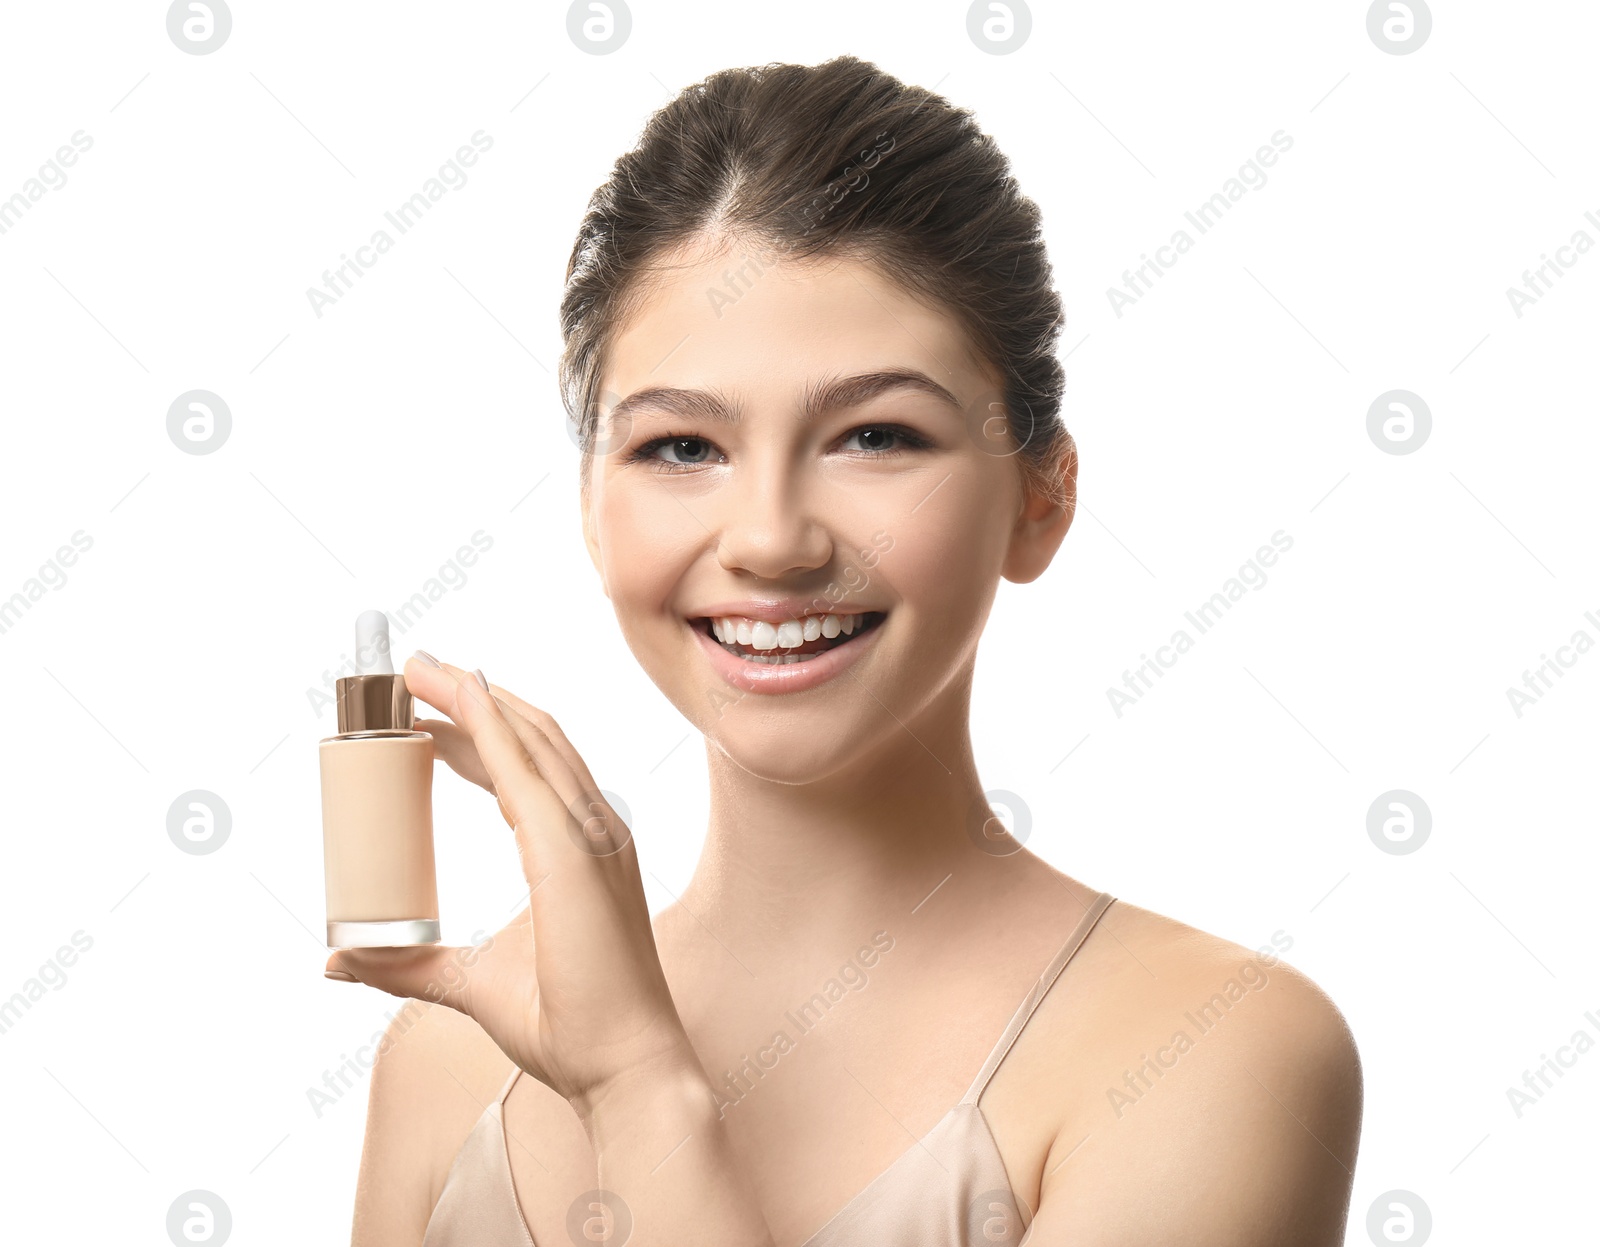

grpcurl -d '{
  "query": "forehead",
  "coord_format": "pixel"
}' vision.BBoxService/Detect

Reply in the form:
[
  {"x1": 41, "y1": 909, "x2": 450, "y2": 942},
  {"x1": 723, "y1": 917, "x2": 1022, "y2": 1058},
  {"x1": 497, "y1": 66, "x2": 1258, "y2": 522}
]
[{"x1": 601, "y1": 242, "x2": 994, "y2": 405}]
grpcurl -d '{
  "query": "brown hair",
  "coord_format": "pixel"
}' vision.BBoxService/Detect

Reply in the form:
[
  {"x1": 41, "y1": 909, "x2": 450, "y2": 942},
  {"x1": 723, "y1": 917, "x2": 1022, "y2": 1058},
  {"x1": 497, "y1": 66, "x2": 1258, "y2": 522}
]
[{"x1": 558, "y1": 54, "x2": 1073, "y2": 510}]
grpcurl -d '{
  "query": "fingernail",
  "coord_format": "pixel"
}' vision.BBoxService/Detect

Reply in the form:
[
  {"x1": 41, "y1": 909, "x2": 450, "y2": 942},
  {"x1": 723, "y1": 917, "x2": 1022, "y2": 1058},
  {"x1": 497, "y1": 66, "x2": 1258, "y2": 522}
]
[
  {"x1": 325, "y1": 969, "x2": 358, "y2": 982},
  {"x1": 473, "y1": 668, "x2": 489, "y2": 693},
  {"x1": 412, "y1": 649, "x2": 441, "y2": 668}
]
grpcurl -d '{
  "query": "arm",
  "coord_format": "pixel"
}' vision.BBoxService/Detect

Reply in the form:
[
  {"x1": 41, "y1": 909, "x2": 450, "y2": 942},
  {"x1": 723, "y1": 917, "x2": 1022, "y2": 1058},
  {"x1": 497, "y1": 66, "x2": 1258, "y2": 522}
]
[
  {"x1": 351, "y1": 999, "x2": 530, "y2": 1246},
  {"x1": 350, "y1": 1005, "x2": 452, "y2": 1247}
]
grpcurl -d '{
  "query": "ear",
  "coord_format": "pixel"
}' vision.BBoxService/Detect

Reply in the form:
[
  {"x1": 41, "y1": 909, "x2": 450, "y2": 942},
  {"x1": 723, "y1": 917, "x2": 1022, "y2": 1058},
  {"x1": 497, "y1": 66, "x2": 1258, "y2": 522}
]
[{"x1": 1001, "y1": 433, "x2": 1077, "y2": 585}]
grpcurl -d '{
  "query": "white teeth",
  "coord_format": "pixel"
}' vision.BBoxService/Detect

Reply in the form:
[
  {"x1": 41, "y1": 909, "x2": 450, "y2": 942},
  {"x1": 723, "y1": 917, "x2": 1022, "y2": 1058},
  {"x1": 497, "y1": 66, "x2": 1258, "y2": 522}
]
[{"x1": 708, "y1": 612, "x2": 874, "y2": 649}]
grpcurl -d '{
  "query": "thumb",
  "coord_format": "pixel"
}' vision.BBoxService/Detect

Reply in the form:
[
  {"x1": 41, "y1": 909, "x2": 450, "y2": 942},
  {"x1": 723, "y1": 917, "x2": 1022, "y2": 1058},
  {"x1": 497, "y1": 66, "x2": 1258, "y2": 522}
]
[{"x1": 324, "y1": 943, "x2": 481, "y2": 1013}]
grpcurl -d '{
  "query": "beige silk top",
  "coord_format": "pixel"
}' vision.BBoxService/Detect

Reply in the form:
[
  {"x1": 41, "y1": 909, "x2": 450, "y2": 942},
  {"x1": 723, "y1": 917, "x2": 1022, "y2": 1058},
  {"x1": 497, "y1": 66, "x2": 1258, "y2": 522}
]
[{"x1": 420, "y1": 891, "x2": 1117, "y2": 1246}]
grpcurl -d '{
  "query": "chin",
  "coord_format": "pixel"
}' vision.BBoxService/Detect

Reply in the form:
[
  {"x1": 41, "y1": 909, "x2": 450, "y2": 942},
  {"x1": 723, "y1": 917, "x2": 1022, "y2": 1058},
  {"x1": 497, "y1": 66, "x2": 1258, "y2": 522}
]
[{"x1": 704, "y1": 718, "x2": 890, "y2": 786}]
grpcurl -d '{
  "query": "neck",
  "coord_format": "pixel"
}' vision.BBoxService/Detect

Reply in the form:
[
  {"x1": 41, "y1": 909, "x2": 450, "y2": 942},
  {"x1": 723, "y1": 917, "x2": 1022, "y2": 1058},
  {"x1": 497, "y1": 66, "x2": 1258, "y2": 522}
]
[{"x1": 681, "y1": 676, "x2": 1000, "y2": 956}]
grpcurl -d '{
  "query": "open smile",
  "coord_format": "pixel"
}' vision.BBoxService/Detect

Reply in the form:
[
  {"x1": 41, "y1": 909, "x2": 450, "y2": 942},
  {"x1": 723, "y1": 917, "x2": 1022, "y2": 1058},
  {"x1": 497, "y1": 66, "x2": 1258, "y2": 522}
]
[{"x1": 686, "y1": 610, "x2": 888, "y2": 694}]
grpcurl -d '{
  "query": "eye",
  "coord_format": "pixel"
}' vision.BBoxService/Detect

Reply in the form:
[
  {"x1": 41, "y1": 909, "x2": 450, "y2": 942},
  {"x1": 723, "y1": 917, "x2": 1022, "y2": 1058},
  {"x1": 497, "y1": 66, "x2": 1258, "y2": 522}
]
[
  {"x1": 623, "y1": 422, "x2": 933, "y2": 475},
  {"x1": 837, "y1": 424, "x2": 933, "y2": 455},
  {"x1": 627, "y1": 434, "x2": 724, "y2": 473}
]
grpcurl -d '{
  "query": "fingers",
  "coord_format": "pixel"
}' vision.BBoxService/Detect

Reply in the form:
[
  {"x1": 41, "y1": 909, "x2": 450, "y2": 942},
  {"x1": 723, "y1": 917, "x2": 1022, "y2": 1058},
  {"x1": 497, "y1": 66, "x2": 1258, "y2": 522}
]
[
  {"x1": 402, "y1": 654, "x2": 473, "y2": 719},
  {"x1": 417, "y1": 656, "x2": 587, "y2": 815},
  {"x1": 480, "y1": 685, "x2": 603, "y2": 799},
  {"x1": 414, "y1": 717, "x2": 493, "y2": 792},
  {"x1": 447, "y1": 665, "x2": 604, "y2": 885},
  {"x1": 325, "y1": 943, "x2": 483, "y2": 1014},
  {"x1": 476, "y1": 689, "x2": 632, "y2": 859},
  {"x1": 402, "y1": 650, "x2": 630, "y2": 871},
  {"x1": 407, "y1": 657, "x2": 558, "y2": 801},
  {"x1": 451, "y1": 667, "x2": 570, "y2": 810}
]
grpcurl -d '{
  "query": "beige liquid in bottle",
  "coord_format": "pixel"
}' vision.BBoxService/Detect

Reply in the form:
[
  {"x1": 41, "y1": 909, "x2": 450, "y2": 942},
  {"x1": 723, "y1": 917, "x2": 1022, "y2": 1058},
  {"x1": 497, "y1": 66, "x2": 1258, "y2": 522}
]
[{"x1": 319, "y1": 610, "x2": 441, "y2": 948}]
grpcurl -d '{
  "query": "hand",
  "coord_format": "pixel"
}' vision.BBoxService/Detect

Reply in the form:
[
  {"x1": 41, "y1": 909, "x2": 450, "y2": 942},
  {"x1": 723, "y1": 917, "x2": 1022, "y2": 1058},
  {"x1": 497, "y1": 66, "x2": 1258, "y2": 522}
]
[{"x1": 325, "y1": 654, "x2": 700, "y2": 1115}]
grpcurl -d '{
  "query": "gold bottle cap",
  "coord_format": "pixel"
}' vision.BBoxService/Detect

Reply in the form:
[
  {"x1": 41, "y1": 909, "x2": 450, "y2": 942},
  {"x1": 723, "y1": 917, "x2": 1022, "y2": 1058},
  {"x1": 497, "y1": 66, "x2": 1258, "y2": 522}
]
[{"x1": 335, "y1": 673, "x2": 414, "y2": 733}]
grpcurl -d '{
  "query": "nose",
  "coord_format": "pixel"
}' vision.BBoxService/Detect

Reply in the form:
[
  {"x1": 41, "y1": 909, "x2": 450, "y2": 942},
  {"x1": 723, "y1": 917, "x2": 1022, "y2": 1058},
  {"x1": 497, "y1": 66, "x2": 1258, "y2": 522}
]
[{"x1": 712, "y1": 442, "x2": 833, "y2": 581}]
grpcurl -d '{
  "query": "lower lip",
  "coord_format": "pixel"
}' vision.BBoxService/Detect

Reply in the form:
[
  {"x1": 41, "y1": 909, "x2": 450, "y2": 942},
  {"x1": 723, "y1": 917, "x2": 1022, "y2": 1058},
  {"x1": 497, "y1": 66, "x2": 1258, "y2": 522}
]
[{"x1": 689, "y1": 616, "x2": 885, "y2": 695}]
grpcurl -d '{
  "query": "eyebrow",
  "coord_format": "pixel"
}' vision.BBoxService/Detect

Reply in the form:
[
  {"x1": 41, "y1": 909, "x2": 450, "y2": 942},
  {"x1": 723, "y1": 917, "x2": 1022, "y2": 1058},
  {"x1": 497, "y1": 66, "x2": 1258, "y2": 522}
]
[{"x1": 606, "y1": 368, "x2": 965, "y2": 428}]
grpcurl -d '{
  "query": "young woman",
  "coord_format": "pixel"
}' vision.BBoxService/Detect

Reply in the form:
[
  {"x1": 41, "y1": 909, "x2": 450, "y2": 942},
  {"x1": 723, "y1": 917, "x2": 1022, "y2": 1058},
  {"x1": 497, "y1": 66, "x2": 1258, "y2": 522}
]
[{"x1": 325, "y1": 55, "x2": 1362, "y2": 1246}]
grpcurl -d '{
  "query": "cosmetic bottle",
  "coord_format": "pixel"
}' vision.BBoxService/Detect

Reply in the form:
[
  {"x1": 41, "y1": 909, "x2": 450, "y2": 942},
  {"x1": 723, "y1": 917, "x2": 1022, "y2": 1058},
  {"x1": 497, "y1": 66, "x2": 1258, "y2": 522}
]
[{"x1": 319, "y1": 610, "x2": 440, "y2": 948}]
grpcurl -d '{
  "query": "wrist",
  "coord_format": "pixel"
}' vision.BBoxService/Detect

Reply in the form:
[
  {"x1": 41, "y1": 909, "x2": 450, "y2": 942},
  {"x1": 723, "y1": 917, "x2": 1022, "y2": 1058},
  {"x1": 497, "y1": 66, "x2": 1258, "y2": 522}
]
[{"x1": 570, "y1": 1052, "x2": 716, "y2": 1149}]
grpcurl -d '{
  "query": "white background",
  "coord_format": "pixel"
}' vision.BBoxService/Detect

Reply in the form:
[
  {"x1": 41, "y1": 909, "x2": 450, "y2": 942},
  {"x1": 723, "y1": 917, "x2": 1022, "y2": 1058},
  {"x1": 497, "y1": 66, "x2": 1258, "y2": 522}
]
[{"x1": 1, "y1": 1, "x2": 1595, "y2": 1243}]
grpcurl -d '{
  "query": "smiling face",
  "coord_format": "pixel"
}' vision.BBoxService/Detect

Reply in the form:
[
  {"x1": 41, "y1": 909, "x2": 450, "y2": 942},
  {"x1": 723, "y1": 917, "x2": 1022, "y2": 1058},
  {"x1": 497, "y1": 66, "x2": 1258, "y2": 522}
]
[{"x1": 580, "y1": 236, "x2": 1072, "y2": 784}]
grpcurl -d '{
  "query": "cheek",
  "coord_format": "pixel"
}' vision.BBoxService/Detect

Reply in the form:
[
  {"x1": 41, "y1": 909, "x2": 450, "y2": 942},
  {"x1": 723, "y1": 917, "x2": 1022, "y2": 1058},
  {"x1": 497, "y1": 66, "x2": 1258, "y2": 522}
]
[
  {"x1": 595, "y1": 483, "x2": 700, "y2": 602},
  {"x1": 879, "y1": 485, "x2": 1004, "y2": 634}
]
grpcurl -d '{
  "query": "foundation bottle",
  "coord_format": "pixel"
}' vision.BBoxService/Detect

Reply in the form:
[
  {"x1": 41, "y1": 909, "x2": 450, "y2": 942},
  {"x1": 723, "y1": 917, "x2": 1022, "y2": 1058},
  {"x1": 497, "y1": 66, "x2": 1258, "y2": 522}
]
[{"x1": 319, "y1": 610, "x2": 440, "y2": 948}]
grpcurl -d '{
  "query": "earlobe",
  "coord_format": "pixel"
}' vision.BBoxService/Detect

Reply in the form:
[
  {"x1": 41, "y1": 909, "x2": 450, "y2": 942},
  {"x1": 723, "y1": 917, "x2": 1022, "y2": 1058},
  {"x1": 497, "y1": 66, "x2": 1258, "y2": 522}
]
[
  {"x1": 1001, "y1": 439, "x2": 1077, "y2": 585},
  {"x1": 1002, "y1": 495, "x2": 1071, "y2": 584}
]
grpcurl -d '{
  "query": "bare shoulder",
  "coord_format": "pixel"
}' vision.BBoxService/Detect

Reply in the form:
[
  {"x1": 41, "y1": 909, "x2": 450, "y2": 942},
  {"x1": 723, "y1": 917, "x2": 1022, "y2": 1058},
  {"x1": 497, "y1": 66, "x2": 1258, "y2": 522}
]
[
  {"x1": 1087, "y1": 897, "x2": 1360, "y2": 1059},
  {"x1": 1030, "y1": 896, "x2": 1363, "y2": 1246},
  {"x1": 351, "y1": 998, "x2": 514, "y2": 1247}
]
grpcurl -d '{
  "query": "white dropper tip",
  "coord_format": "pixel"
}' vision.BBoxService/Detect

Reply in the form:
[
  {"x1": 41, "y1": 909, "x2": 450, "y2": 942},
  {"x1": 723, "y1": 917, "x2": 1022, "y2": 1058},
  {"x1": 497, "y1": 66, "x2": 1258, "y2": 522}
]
[{"x1": 354, "y1": 610, "x2": 395, "y2": 675}]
